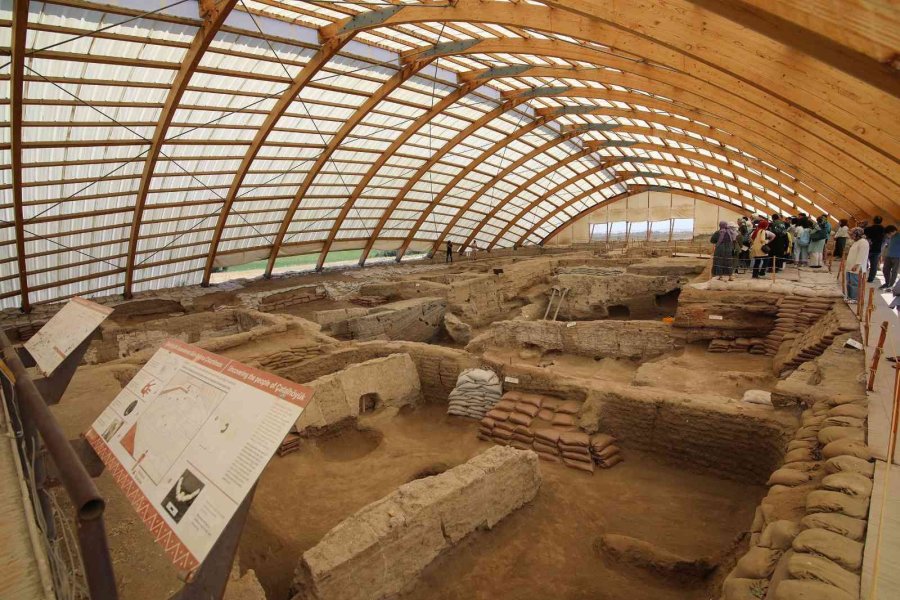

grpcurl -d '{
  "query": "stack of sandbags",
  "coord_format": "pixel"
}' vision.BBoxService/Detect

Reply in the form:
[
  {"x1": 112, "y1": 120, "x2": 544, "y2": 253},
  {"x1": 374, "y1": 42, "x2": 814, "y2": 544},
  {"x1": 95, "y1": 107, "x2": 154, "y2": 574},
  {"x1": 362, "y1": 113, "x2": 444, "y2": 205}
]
[
  {"x1": 477, "y1": 416, "x2": 494, "y2": 441},
  {"x1": 533, "y1": 428, "x2": 562, "y2": 463},
  {"x1": 590, "y1": 433, "x2": 622, "y2": 468},
  {"x1": 447, "y1": 368, "x2": 502, "y2": 419},
  {"x1": 551, "y1": 401, "x2": 581, "y2": 429},
  {"x1": 509, "y1": 395, "x2": 540, "y2": 428},
  {"x1": 486, "y1": 408, "x2": 515, "y2": 446},
  {"x1": 510, "y1": 425, "x2": 534, "y2": 451},
  {"x1": 559, "y1": 431, "x2": 594, "y2": 473}
]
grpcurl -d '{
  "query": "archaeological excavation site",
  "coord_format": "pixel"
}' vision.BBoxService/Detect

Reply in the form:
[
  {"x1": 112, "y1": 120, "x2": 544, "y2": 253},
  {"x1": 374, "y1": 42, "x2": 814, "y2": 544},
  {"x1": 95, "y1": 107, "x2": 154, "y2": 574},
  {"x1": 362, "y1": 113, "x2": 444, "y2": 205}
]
[{"x1": 2, "y1": 2, "x2": 898, "y2": 600}]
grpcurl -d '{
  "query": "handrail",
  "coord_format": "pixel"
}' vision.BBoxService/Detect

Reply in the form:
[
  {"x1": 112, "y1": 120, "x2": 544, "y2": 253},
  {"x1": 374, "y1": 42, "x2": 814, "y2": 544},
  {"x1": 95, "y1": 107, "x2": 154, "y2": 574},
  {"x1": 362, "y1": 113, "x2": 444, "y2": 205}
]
[{"x1": 0, "y1": 329, "x2": 118, "y2": 600}]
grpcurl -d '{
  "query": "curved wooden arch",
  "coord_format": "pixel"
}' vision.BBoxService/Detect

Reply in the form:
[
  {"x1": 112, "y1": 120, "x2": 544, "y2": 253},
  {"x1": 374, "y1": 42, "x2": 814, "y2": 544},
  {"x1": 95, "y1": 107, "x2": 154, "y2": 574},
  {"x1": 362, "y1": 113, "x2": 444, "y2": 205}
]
[
  {"x1": 537, "y1": 185, "x2": 753, "y2": 244},
  {"x1": 124, "y1": 0, "x2": 238, "y2": 298},
  {"x1": 482, "y1": 159, "x2": 789, "y2": 251},
  {"x1": 407, "y1": 37, "x2": 894, "y2": 208},
  {"x1": 517, "y1": 172, "x2": 768, "y2": 247},
  {"x1": 321, "y1": 0, "x2": 898, "y2": 185},
  {"x1": 10, "y1": 0, "x2": 29, "y2": 312},
  {"x1": 386, "y1": 129, "x2": 587, "y2": 264},
  {"x1": 198, "y1": 2, "x2": 897, "y2": 284}
]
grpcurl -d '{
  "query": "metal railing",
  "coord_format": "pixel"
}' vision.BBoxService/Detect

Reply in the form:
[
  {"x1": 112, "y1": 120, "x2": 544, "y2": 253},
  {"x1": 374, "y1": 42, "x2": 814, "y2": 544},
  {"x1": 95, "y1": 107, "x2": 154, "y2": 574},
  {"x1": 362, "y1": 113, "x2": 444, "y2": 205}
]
[{"x1": 0, "y1": 329, "x2": 117, "y2": 600}]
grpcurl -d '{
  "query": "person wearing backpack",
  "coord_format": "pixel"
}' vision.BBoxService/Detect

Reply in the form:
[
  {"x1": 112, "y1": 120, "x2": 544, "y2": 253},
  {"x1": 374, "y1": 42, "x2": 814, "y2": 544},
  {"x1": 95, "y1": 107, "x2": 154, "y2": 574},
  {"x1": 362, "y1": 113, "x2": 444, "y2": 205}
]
[
  {"x1": 792, "y1": 218, "x2": 810, "y2": 266},
  {"x1": 750, "y1": 220, "x2": 776, "y2": 278},
  {"x1": 807, "y1": 218, "x2": 828, "y2": 268}
]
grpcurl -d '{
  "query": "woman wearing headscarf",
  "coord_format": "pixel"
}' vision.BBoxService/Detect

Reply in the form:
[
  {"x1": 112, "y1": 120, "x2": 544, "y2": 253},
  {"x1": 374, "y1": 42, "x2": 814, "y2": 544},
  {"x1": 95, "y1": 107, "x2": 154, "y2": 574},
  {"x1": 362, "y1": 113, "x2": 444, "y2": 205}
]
[
  {"x1": 750, "y1": 219, "x2": 776, "y2": 279},
  {"x1": 844, "y1": 227, "x2": 869, "y2": 303},
  {"x1": 710, "y1": 221, "x2": 738, "y2": 280},
  {"x1": 807, "y1": 215, "x2": 830, "y2": 268},
  {"x1": 768, "y1": 215, "x2": 790, "y2": 272}
]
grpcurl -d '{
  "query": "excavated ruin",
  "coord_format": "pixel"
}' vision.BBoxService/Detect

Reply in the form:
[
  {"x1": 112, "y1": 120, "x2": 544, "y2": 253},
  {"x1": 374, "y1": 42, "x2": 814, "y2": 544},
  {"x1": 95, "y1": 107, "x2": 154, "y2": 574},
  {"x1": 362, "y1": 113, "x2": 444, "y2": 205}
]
[{"x1": 4, "y1": 247, "x2": 874, "y2": 600}]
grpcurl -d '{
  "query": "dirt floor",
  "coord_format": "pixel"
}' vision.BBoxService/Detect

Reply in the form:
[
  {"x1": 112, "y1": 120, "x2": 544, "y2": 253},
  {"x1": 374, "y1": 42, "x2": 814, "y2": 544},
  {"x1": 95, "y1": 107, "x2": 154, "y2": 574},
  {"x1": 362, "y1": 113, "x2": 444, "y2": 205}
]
[{"x1": 243, "y1": 405, "x2": 762, "y2": 600}]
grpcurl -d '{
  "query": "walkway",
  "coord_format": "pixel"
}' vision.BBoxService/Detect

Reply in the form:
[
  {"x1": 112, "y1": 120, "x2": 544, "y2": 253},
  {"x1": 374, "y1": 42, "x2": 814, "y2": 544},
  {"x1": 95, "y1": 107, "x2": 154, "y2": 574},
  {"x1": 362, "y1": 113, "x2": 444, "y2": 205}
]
[
  {"x1": 0, "y1": 387, "x2": 53, "y2": 600},
  {"x1": 857, "y1": 271, "x2": 900, "y2": 600}
]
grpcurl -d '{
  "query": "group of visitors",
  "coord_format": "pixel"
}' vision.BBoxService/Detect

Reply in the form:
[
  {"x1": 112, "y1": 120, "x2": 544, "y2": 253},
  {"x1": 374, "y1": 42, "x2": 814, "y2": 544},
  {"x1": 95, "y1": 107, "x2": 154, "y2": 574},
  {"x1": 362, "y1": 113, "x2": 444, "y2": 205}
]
[
  {"x1": 842, "y1": 216, "x2": 900, "y2": 303},
  {"x1": 710, "y1": 212, "x2": 843, "y2": 280}
]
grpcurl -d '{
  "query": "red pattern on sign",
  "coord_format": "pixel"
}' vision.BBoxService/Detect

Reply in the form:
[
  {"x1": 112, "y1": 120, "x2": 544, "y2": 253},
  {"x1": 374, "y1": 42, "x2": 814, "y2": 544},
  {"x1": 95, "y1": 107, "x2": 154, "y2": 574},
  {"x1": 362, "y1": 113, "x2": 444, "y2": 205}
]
[{"x1": 85, "y1": 429, "x2": 200, "y2": 574}]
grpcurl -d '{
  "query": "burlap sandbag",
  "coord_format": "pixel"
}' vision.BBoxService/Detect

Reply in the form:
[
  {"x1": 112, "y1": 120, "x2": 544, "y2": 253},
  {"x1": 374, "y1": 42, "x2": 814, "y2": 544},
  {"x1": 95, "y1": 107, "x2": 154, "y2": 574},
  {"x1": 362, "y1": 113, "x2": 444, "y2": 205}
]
[
  {"x1": 557, "y1": 400, "x2": 581, "y2": 415},
  {"x1": 514, "y1": 402, "x2": 540, "y2": 418},
  {"x1": 787, "y1": 552, "x2": 860, "y2": 597},
  {"x1": 494, "y1": 420, "x2": 516, "y2": 433},
  {"x1": 478, "y1": 426, "x2": 492, "y2": 436},
  {"x1": 537, "y1": 451, "x2": 561, "y2": 463},
  {"x1": 806, "y1": 490, "x2": 869, "y2": 519},
  {"x1": 821, "y1": 439, "x2": 871, "y2": 461},
  {"x1": 518, "y1": 393, "x2": 544, "y2": 408},
  {"x1": 479, "y1": 417, "x2": 495, "y2": 428},
  {"x1": 537, "y1": 408, "x2": 555, "y2": 421},
  {"x1": 541, "y1": 398, "x2": 561, "y2": 411},
  {"x1": 794, "y1": 425, "x2": 821, "y2": 440},
  {"x1": 486, "y1": 409, "x2": 509, "y2": 421},
  {"x1": 593, "y1": 444, "x2": 620, "y2": 460},
  {"x1": 759, "y1": 520, "x2": 801, "y2": 551},
  {"x1": 824, "y1": 455, "x2": 874, "y2": 478},
  {"x1": 783, "y1": 448, "x2": 816, "y2": 463},
  {"x1": 791, "y1": 529, "x2": 863, "y2": 571},
  {"x1": 562, "y1": 450, "x2": 592, "y2": 464},
  {"x1": 823, "y1": 416, "x2": 864, "y2": 429},
  {"x1": 822, "y1": 472, "x2": 872, "y2": 498},
  {"x1": 828, "y1": 404, "x2": 867, "y2": 419},
  {"x1": 817, "y1": 426, "x2": 864, "y2": 445},
  {"x1": 534, "y1": 441, "x2": 558, "y2": 455},
  {"x1": 512, "y1": 433, "x2": 534, "y2": 445},
  {"x1": 534, "y1": 428, "x2": 560, "y2": 444},
  {"x1": 732, "y1": 546, "x2": 782, "y2": 579},
  {"x1": 787, "y1": 439, "x2": 816, "y2": 452},
  {"x1": 773, "y1": 579, "x2": 855, "y2": 600},
  {"x1": 509, "y1": 412, "x2": 533, "y2": 427},
  {"x1": 722, "y1": 577, "x2": 768, "y2": 600},
  {"x1": 559, "y1": 443, "x2": 590, "y2": 455},
  {"x1": 598, "y1": 454, "x2": 623, "y2": 468},
  {"x1": 801, "y1": 513, "x2": 867, "y2": 542},
  {"x1": 590, "y1": 433, "x2": 616, "y2": 451},
  {"x1": 552, "y1": 413, "x2": 576, "y2": 427},
  {"x1": 559, "y1": 431, "x2": 590, "y2": 447},
  {"x1": 501, "y1": 391, "x2": 523, "y2": 402},
  {"x1": 767, "y1": 468, "x2": 812, "y2": 487},
  {"x1": 477, "y1": 432, "x2": 491, "y2": 442},
  {"x1": 492, "y1": 428, "x2": 513, "y2": 440},
  {"x1": 496, "y1": 400, "x2": 517, "y2": 412},
  {"x1": 510, "y1": 440, "x2": 532, "y2": 451}
]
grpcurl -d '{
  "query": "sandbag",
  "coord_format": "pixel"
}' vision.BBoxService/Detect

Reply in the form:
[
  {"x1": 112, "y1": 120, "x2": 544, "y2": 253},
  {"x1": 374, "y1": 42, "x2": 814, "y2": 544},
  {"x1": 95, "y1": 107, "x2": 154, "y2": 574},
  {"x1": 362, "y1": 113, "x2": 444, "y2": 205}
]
[
  {"x1": 758, "y1": 520, "x2": 801, "y2": 551},
  {"x1": 563, "y1": 457, "x2": 594, "y2": 473},
  {"x1": 590, "y1": 433, "x2": 616, "y2": 451},
  {"x1": 593, "y1": 445, "x2": 620, "y2": 460},
  {"x1": 722, "y1": 577, "x2": 768, "y2": 600},
  {"x1": 534, "y1": 441, "x2": 558, "y2": 455},
  {"x1": 559, "y1": 431, "x2": 590, "y2": 447},
  {"x1": 496, "y1": 400, "x2": 517, "y2": 412},
  {"x1": 801, "y1": 513, "x2": 867, "y2": 542},
  {"x1": 806, "y1": 491, "x2": 869, "y2": 519},
  {"x1": 552, "y1": 413, "x2": 576, "y2": 427},
  {"x1": 794, "y1": 425, "x2": 821, "y2": 440},
  {"x1": 559, "y1": 442, "x2": 591, "y2": 455},
  {"x1": 818, "y1": 426, "x2": 864, "y2": 445},
  {"x1": 486, "y1": 409, "x2": 509, "y2": 421},
  {"x1": 514, "y1": 402, "x2": 540, "y2": 418},
  {"x1": 767, "y1": 468, "x2": 812, "y2": 487},
  {"x1": 597, "y1": 454, "x2": 622, "y2": 468},
  {"x1": 501, "y1": 391, "x2": 523, "y2": 402},
  {"x1": 786, "y1": 439, "x2": 816, "y2": 452},
  {"x1": 821, "y1": 439, "x2": 872, "y2": 461},
  {"x1": 791, "y1": 529, "x2": 863, "y2": 571},
  {"x1": 479, "y1": 417, "x2": 495, "y2": 428},
  {"x1": 518, "y1": 393, "x2": 543, "y2": 408},
  {"x1": 562, "y1": 451, "x2": 592, "y2": 464},
  {"x1": 822, "y1": 472, "x2": 873, "y2": 498},
  {"x1": 541, "y1": 398, "x2": 561, "y2": 411},
  {"x1": 773, "y1": 579, "x2": 855, "y2": 600},
  {"x1": 509, "y1": 412, "x2": 533, "y2": 426},
  {"x1": 494, "y1": 420, "x2": 516, "y2": 433},
  {"x1": 537, "y1": 408, "x2": 555, "y2": 421},
  {"x1": 732, "y1": 546, "x2": 782, "y2": 579},
  {"x1": 784, "y1": 448, "x2": 816, "y2": 463},
  {"x1": 828, "y1": 404, "x2": 867, "y2": 419},
  {"x1": 509, "y1": 440, "x2": 532, "y2": 451},
  {"x1": 824, "y1": 455, "x2": 874, "y2": 478},
  {"x1": 537, "y1": 452, "x2": 561, "y2": 463},
  {"x1": 492, "y1": 428, "x2": 513, "y2": 440},
  {"x1": 556, "y1": 400, "x2": 581, "y2": 415},
  {"x1": 534, "y1": 428, "x2": 560, "y2": 444},
  {"x1": 787, "y1": 552, "x2": 860, "y2": 597},
  {"x1": 512, "y1": 433, "x2": 534, "y2": 445},
  {"x1": 742, "y1": 389, "x2": 773, "y2": 405},
  {"x1": 823, "y1": 416, "x2": 865, "y2": 429}
]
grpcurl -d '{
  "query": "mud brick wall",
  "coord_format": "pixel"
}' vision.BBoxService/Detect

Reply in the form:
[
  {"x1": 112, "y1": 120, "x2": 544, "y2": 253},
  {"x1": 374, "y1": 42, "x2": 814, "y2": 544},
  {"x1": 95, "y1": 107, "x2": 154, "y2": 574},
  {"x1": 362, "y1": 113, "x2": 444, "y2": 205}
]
[
  {"x1": 345, "y1": 297, "x2": 446, "y2": 342},
  {"x1": 469, "y1": 319, "x2": 683, "y2": 360},
  {"x1": 554, "y1": 271, "x2": 682, "y2": 320},
  {"x1": 278, "y1": 341, "x2": 479, "y2": 402},
  {"x1": 255, "y1": 284, "x2": 326, "y2": 312},
  {"x1": 674, "y1": 287, "x2": 781, "y2": 342}
]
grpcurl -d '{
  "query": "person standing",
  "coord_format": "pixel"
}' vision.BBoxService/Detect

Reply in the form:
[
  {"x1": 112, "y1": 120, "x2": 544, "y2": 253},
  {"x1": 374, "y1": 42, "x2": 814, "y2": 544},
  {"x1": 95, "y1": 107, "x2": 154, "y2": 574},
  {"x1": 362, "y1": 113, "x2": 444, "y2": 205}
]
[
  {"x1": 865, "y1": 216, "x2": 885, "y2": 283},
  {"x1": 445, "y1": 240, "x2": 453, "y2": 263},
  {"x1": 881, "y1": 226, "x2": 900, "y2": 290},
  {"x1": 845, "y1": 228, "x2": 869, "y2": 303},
  {"x1": 750, "y1": 220, "x2": 776, "y2": 279},
  {"x1": 710, "y1": 221, "x2": 738, "y2": 280},
  {"x1": 807, "y1": 216, "x2": 829, "y2": 268},
  {"x1": 768, "y1": 215, "x2": 789, "y2": 272},
  {"x1": 792, "y1": 218, "x2": 809, "y2": 266},
  {"x1": 833, "y1": 219, "x2": 850, "y2": 259}
]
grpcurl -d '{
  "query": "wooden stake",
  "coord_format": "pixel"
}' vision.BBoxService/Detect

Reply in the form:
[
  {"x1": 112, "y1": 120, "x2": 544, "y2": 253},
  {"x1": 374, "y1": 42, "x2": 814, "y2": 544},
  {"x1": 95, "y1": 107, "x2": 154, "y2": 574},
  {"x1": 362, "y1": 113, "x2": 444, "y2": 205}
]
[{"x1": 869, "y1": 321, "x2": 889, "y2": 392}]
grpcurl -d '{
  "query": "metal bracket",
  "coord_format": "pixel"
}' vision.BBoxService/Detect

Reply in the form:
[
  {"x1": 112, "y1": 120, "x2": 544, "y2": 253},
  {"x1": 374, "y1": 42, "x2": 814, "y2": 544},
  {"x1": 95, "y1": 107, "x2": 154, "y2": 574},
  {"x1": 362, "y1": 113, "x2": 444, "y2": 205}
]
[{"x1": 169, "y1": 486, "x2": 256, "y2": 600}]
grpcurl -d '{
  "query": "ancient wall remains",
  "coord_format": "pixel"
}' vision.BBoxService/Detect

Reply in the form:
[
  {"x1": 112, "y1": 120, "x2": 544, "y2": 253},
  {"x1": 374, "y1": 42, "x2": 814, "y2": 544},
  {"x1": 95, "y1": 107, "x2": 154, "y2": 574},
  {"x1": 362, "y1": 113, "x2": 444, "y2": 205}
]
[
  {"x1": 296, "y1": 353, "x2": 422, "y2": 433},
  {"x1": 468, "y1": 320, "x2": 683, "y2": 360},
  {"x1": 554, "y1": 269, "x2": 682, "y2": 320},
  {"x1": 345, "y1": 297, "x2": 446, "y2": 342},
  {"x1": 249, "y1": 284, "x2": 326, "y2": 312},
  {"x1": 674, "y1": 287, "x2": 781, "y2": 342},
  {"x1": 290, "y1": 446, "x2": 540, "y2": 600}
]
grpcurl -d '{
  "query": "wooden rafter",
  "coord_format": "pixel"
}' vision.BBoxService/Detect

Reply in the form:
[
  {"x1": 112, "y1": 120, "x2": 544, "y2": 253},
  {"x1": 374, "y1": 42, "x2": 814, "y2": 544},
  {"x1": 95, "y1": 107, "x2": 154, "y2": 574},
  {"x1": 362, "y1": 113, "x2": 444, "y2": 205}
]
[
  {"x1": 11, "y1": 0, "x2": 30, "y2": 312},
  {"x1": 123, "y1": 0, "x2": 238, "y2": 298}
]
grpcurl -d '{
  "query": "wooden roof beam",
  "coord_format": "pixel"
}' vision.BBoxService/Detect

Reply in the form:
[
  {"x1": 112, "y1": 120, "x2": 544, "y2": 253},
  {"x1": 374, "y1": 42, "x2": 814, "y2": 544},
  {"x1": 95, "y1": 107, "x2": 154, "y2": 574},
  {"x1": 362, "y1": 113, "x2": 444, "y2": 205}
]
[
  {"x1": 123, "y1": 0, "x2": 238, "y2": 298},
  {"x1": 11, "y1": 0, "x2": 30, "y2": 312}
]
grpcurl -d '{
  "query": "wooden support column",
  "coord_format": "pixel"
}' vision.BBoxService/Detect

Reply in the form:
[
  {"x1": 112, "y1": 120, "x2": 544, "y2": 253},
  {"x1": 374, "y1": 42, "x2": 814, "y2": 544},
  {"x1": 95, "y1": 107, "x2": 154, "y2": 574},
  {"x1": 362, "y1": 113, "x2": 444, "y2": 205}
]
[{"x1": 11, "y1": 0, "x2": 31, "y2": 312}]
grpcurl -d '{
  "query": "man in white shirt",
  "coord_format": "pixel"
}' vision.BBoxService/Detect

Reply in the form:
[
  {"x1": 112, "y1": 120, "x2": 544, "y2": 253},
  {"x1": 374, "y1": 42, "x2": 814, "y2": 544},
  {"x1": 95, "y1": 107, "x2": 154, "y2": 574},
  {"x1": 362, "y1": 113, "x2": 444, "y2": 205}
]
[{"x1": 844, "y1": 227, "x2": 869, "y2": 303}]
